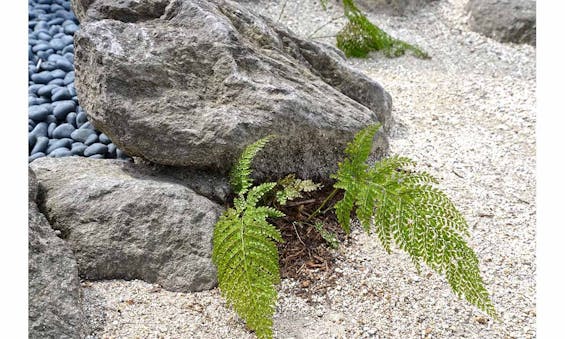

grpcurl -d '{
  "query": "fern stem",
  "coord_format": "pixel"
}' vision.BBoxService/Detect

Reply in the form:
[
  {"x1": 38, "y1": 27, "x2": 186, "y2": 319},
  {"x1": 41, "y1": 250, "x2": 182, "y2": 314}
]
[{"x1": 306, "y1": 187, "x2": 340, "y2": 222}]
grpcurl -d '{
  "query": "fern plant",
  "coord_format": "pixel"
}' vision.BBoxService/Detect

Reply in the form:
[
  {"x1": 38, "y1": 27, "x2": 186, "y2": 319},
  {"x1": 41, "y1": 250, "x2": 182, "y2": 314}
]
[
  {"x1": 212, "y1": 125, "x2": 496, "y2": 339},
  {"x1": 212, "y1": 136, "x2": 284, "y2": 339},
  {"x1": 336, "y1": 0, "x2": 429, "y2": 58},
  {"x1": 332, "y1": 123, "x2": 497, "y2": 317}
]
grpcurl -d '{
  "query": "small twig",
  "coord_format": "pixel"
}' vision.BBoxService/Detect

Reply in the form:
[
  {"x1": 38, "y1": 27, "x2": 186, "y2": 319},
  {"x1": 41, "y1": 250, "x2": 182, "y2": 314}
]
[
  {"x1": 307, "y1": 15, "x2": 345, "y2": 39},
  {"x1": 306, "y1": 188, "x2": 339, "y2": 222},
  {"x1": 277, "y1": 0, "x2": 289, "y2": 23},
  {"x1": 286, "y1": 199, "x2": 316, "y2": 207},
  {"x1": 292, "y1": 221, "x2": 307, "y2": 247}
]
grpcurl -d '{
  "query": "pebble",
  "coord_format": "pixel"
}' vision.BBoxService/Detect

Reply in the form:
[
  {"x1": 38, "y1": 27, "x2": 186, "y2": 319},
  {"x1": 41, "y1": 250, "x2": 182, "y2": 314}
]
[
  {"x1": 48, "y1": 78, "x2": 65, "y2": 86},
  {"x1": 84, "y1": 133, "x2": 99, "y2": 146},
  {"x1": 99, "y1": 133, "x2": 111, "y2": 144},
  {"x1": 63, "y1": 71, "x2": 74, "y2": 84},
  {"x1": 70, "y1": 128, "x2": 95, "y2": 142},
  {"x1": 52, "y1": 87, "x2": 72, "y2": 101},
  {"x1": 76, "y1": 111, "x2": 88, "y2": 126},
  {"x1": 30, "y1": 122, "x2": 48, "y2": 138},
  {"x1": 29, "y1": 105, "x2": 50, "y2": 121},
  {"x1": 37, "y1": 84, "x2": 59, "y2": 97},
  {"x1": 71, "y1": 144, "x2": 88, "y2": 156},
  {"x1": 48, "y1": 147, "x2": 72, "y2": 158},
  {"x1": 84, "y1": 143, "x2": 107, "y2": 157},
  {"x1": 52, "y1": 123, "x2": 75, "y2": 139},
  {"x1": 52, "y1": 100, "x2": 76, "y2": 119},
  {"x1": 29, "y1": 134, "x2": 37, "y2": 149},
  {"x1": 31, "y1": 136, "x2": 50, "y2": 155},
  {"x1": 66, "y1": 112, "x2": 77, "y2": 127},
  {"x1": 31, "y1": 71, "x2": 54, "y2": 84},
  {"x1": 50, "y1": 69, "x2": 67, "y2": 79},
  {"x1": 47, "y1": 122, "x2": 57, "y2": 138},
  {"x1": 46, "y1": 138, "x2": 73, "y2": 154}
]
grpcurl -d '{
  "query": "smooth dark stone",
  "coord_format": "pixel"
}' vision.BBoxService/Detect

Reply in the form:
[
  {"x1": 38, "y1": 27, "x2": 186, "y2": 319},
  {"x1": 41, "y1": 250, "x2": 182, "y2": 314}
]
[
  {"x1": 31, "y1": 136, "x2": 49, "y2": 155},
  {"x1": 36, "y1": 97, "x2": 50, "y2": 105},
  {"x1": 36, "y1": 31, "x2": 51, "y2": 41},
  {"x1": 34, "y1": 22, "x2": 49, "y2": 32},
  {"x1": 49, "y1": 26, "x2": 62, "y2": 36},
  {"x1": 56, "y1": 58, "x2": 73, "y2": 72},
  {"x1": 47, "y1": 18, "x2": 65, "y2": 26},
  {"x1": 55, "y1": 10, "x2": 75, "y2": 20},
  {"x1": 53, "y1": 32, "x2": 66, "y2": 39},
  {"x1": 64, "y1": 24, "x2": 78, "y2": 35},
  {"x1": 50, "y1": 69, "x2": 67, "y2": 79},
  {"x1": 29, "y1": 105, "x2": 50, "y2": 121},
  {"x1": 107, "y1": 143, "x2": 117, "y2": 156},
  {"x1": 47, "y1": 122, "x2": 57, "y2": 138},
  {"x1": 28, "y1": 84, "x2": 43, "y2": 95},
  {"x1": 52, "y1": 123, "x2": 76, "y2": 139},
  {"x1": 50, "y1": 4, "x2": 64, "y2": 12},
  {"x1": 29, "y1": 97, "x2": 39, "y2": 106},
  {"x1": 48, "y1": 148, "x2": 72, "y2": 158},
  {"x1": 116, "y1": 149, "x2": 129, "y2": 159},
  {"x1": 79, "y1": 121, "x2": 94, "y2": 130},
  {"x1": 52, "y1": 100, "x2": 76, "y2": 119},
  {"x1": 30, "y1": 122, "x2": 48, "y2": 138},
  {"x1": 39, "y1": 61, "x2": 58, "y2": 71},
  {"x1": 63, "y1": 52, "x2": 73, "y2": 63},
  {"x1": 49, "y1": 38, "x2": 66, "y2": 51},
  {"x1": 88, "y1": 154, "x2": 105, "y2": 159},
  {"x1": 67, "y1": 84, "x2": 76, "y2": 97},
  {"x1": 76, "y1": 111, "x2": 88, "y2": 126},
  {"x1": 48, "y1": 78, "x2": 65, "y2": 86},
  {"x1": 70, "y1": 128, "x2": 96, "y2": 143},
  {"x1": 84, "y1": 143, "x2": 108, "y2": 157},
  {"x1": 45, "y1": 114, "x2": 57, "y2": 124},
  {"x1": 31, "y1": 43, "x2": 50, "y2": 52},
  {"x1": 29, "y1": 125, "x2": 33, "y2": 132},
  {"x1": 47, "y1": 54, "x2": 66, "y2": 63},
  {"x1": 37, "y1": 84, "x2": 59, "y2": 97},
  {"x1": 52, "y1": 88, "x2": 72, "y2": 101},
  {"x1": 62, "y1": 44, "x2": 74, "y2": 55},
  {"x1": 37, "y1": 50, "x2": 55, "y2": 60},
  {"x1": 29, "y1": 134, "x2": 37, "y2": 150},
  {"x1": 29, "y1": 119, "x2": 36, "y2": 127},
  {"x1": 37, "y1": 0, "x2": 53, "y2": 4},
  {"x1": 66, "y1": 112, "x2": 77, "y2": 127},
  {"x1": 63, "y1": 71, "x2": 74, "y2": 85},
  {"x1": 70, "y1": 144, "x2": 88, "y2": 156},
  {"x1": 46, "y1": 138, "x2": 73, "y2": 154},
  {"x1": 31, "y1": 71, "x2": 53, "y2": 84},
  {"x1": 99, "y1": 133, "x2": 111, "y2": 144},
  {"x1": 29, "y1": 152, "x2": 46, "y2": 163},
  {"x1": 84, "y1": 134, "x2": 99, "y2": 146}
]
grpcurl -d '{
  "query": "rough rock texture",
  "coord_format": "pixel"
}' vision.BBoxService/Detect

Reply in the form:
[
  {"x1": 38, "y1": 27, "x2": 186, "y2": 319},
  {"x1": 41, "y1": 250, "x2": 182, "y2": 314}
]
[
  {"x1": 355, "y1": 0, "x2": 438, "y2": 16},
  {"x1": 30, "y1": 157, "x2": 224, "y2": 292},
  {"x1": 73, "y1": 0, "x2": 392, "y2": 181},
  {"x1": 72, "y1": 0, "x2": 170, "y2": 23},
  {"x1": 29, "y1": 168, "x2": 86, "y2": 339},
  {"x1": 466, "y1": 0, "x2": 536, "y2": 46}
]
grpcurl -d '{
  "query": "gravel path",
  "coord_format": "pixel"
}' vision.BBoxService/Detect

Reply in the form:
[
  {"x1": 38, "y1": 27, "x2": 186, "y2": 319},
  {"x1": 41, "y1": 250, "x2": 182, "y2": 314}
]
[{"x1": 82, "y1": 1, "x2": 536, "y2": 338}]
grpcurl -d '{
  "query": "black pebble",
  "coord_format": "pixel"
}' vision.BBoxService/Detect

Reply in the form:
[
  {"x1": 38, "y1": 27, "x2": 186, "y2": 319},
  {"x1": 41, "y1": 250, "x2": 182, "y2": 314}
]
[
  {"x1": 46, "y1": 138, "x2": 73, "y2": 154},
  {"x1": 70, "y1": 128, "x2": 95, "y2": 142},
  {"x1": 29, "y1": 152, "x2": 46, "y2": 163},
  {"x1": 52, "y1": 100, "x2": 76, "y2": 119},
  {"x1": 99, "y1": 133, "x2": 111, "y2": 144},
  {"x1": 47, "y1": 122, "x2": 57, "y2": 138},
  {"x1": 31, "y1": 136, "x2": 49, "y2": 155},
  {"x1": 29, "y1": 105, "x2": 50, "y2": 121},
  {"x1": 52, "y1": 123, "x2": 75, "y2": 139},
  {"x1": 30, "y1": 122, "x2": 48, "y2": 138},
  {"x1": 84, "y1": 134, "x2": 99, "y2": 146},
  {"x1": 31, "y1": 71, "x2": 54, "y2": 84},
  {"x1": 48, "y1": 148, "x2": 72, "y2": 158},
  {"x1": 52, "y1": 87, "x2": 72, "y2": 101}
]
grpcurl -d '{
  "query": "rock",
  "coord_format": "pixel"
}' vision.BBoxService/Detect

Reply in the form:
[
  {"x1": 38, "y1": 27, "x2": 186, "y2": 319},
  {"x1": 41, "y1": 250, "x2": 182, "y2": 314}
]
[
  {"x1": 71, "y1": 0, "x2": 170, "y2": 22},
  {"x1": 83, "y1": 142, "x2": 108, "y2": 156},
  {"x1": 30, "y1": 157, "x2": 223, "y2": 292},
  {"x1": 466, "y1": 0, "x2": 536, "y2": 46},
  {"x1": 28, "y1": 169, "x2": 85, "y2": 338},
  {"x1": 354, "y1": 0, "x2": 438, "y2": 16},
  {"x1": 70, "y1": 128, "x2": 96, "y2": 142},
  {"x1": 46, "y1": 138, "x2": 73, "y2": 154},
  {"x1": 31, "y1": 136, "x2": 50, "y2": 155},
  {"x1": 31, "y1": 71, "x2": 54, "y2": 84},
  {"x1": 52, "y1": 100, "x2": 76, "y2": 120},
  {"x1": 48, "y1": 147, "x2": 73, "y2": 158},
  {"x1": 98, "y1": 133, "x2": 111, "y2": 144},
  {"x1": 52, "y1": 123, "x2": 76, "y2": 139},
  {"x1": 84, "y1": 133, "x2": 98, "y2": 146},
  {"x1": 30, "y1": 122, "x2": 49, "y2": 139},
  {"x1": 29, "y1": 152, "x2": 46, "y2": 162},
  {"x1": 74, "y1": 0, "x2": 391, "y2": 182},
  {"x1": 29, "y1": 105, "x2": 50, "y2": 122}
]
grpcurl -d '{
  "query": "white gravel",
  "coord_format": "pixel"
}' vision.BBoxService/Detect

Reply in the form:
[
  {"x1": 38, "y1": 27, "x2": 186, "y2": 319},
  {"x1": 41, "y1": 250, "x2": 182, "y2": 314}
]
[{"x1": 82, "y1": 0, "x2": 536, "y2": 338}]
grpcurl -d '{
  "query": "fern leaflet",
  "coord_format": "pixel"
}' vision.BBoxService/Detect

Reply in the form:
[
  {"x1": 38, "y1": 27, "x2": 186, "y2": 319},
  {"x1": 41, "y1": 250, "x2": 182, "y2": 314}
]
[
  {"x1": 214, "y1": 137, "x2": 284, "y2": 339},
  {"x1": 332, "y1": 124, "x2": 497, "y2": 318}
]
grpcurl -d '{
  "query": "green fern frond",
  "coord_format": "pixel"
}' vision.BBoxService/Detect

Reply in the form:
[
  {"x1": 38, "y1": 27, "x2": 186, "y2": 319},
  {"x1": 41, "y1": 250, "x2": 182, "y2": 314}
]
[
  {"x1": 314, "y1": 221, "x2": 340, "y2": 249},
  {"x1": 275, "y1": 174, "x2": 322, "y2": 205},
  {"x1": 230, "y1": 136, "x2": 274, "y2": 195},
  {"x1": 336, "y1": 0, "x2": 429, "y2": 59},
  {"x1": 332, "y1": 124, "x2": 497, "y2": 318}
]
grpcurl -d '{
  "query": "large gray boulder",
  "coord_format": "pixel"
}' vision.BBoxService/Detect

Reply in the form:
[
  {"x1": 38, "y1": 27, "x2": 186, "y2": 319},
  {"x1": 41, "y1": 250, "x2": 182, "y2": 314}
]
[
  {"x1": 355, "y1": 0, "x2": 438, "y2": 16},
  {"x1": 29, "y1": 169, "x2": 86, "y2": 339},
  {"x1": 30, "y1": 157, "x2": 224, "y2": 292},
  {"x1": 73, "y1": 0, "x2": 392, "y2": 181},
  {"x1": 466, "y1": 0, "x2": 536, "y2": 46}
]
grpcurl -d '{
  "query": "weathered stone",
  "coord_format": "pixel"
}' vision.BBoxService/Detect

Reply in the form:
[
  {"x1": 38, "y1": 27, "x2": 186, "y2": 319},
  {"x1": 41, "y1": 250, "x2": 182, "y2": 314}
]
[
  {"x1": 72, "y1": 0, "x2": 170, "y2": 23},
  {"x1": 29, "y1": 168, "x2": 85, "y2": 339},
  {"x1": 466, "y1": 0, "x2": 536, "y2": 46},
  {"x1": 355, "y1": 0, "x2": 438, "y2": 16},
  {"x1": 30, "y1": 157, "x2": 223, "y2": 292},
  {"x1": 74, "y1": 0, "x2": 391, "y2": 182}
]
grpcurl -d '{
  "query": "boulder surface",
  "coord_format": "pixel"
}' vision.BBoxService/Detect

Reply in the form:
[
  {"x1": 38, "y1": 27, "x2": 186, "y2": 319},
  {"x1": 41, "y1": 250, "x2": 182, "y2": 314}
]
[
  {"x1": 29, "y1": 169, "x2": 85, "y2": 339},
  {"x1": 73, "y1": 0, "x2": 392, "y2": 181},
  {"x1": 466, "y1": 0, "x2": 536, "y2": 46},
  {"x1": 31, "y1": 157, "x2": 223, "y2": 292}
]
